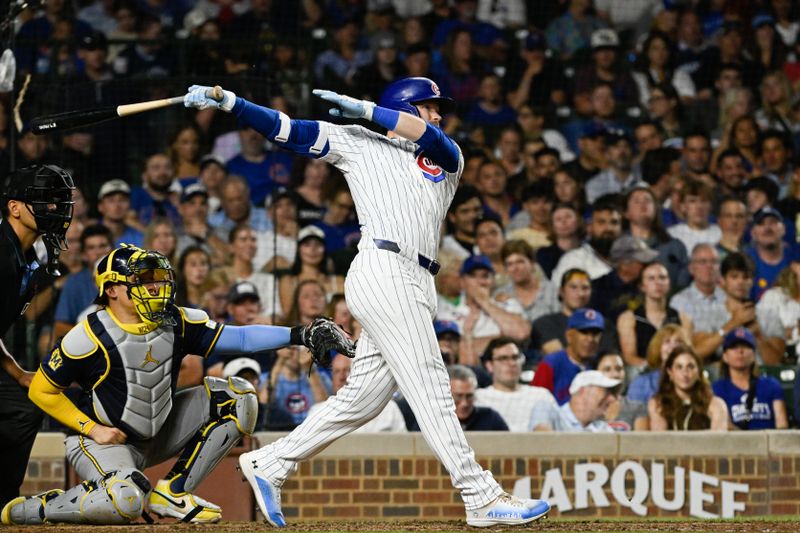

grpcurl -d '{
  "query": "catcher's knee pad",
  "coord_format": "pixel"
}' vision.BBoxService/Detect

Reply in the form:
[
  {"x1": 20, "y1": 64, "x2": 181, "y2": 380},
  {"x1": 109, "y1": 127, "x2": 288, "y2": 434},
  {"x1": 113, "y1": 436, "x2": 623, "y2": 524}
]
[
  {"x1": 167, "y1": 377, "x2": 257, "y2": 493},
  {"x1": 44, "y1": 469, "x2": 150, "y2": 524},
  {"x1": 205, "y1": 375, "x2": 258, "y2": 435}
]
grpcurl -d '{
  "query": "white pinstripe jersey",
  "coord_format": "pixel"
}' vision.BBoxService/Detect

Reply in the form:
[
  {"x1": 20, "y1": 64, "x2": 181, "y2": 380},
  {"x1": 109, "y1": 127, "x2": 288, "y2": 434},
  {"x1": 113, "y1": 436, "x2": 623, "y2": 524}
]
[{"x1": 319, "y1": 124, "x2": 463, "y2": 259}]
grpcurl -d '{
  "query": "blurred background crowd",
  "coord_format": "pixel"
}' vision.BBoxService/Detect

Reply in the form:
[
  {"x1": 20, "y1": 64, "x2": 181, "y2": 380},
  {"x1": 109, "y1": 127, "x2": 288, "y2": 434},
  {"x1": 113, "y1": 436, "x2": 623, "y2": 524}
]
[{"x1": 2, "y1": 0, "x2": 800, "y2": 434}]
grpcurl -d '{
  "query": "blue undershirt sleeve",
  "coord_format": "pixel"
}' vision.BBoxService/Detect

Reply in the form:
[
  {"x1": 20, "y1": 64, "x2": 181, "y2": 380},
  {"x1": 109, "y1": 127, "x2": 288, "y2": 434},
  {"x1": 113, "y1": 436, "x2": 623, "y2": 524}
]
[
  {"x1": 232, "y1": 97, "x2": 330, "y2": 158},
  {"x1": 211, "y1": 324, "x2": 292, "y2": 355},
  {"x1": 414, "y1": 124, "x2": 460, "y2": 173}
]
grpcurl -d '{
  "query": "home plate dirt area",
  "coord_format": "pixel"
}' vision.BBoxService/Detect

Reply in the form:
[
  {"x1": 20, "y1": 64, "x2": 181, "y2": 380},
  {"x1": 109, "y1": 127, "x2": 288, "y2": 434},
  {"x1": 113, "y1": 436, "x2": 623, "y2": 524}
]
[{"x1": 2, "y1": 518, "x2": 797, "y2": 533}]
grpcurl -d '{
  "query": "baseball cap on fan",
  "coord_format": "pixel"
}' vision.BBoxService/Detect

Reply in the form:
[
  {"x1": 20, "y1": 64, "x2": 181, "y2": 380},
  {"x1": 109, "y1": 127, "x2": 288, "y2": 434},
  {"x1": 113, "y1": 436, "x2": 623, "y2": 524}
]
[
  {"x1": 199, "y1": 154, "x2": 226, "y2": 171},
  {"x1": 753, "y1": 206, "x2": 784, "y2": 225},
  {"x1": 569, "y1": 370, "x2": 621, "y2": 395},
  {"x1": 298, "y1": 225, "x2": 326, "y2": 244},
  {"x1": 370, "y1": 30, "x2": 397, "y2": 52},
  {"x1": 524, "y1": 32, "x2": 547, "y2": 51},
  {"x1": 222, "y1": 357, "x2": 262, "y2": 378},
  {"x1": 79, "y1": 31, "x2": 108, "y2": 51},
  {"x1": 610, "y1": 235, "x2": 658, "y2": 263},
  {"x1": 434, "y1": 320, "x2": 461, "y2": 339},
  {"x1": 591, "y1": 29, "x2": 619, "y2": 50},
  {"x1": 567, "y1": 308, "x2": 605, "y2": 332},
  {"x1": 180, "y1": 182, "x2": 208, "y2": 203},
  {"x1": 460, "y1": 254, "x2": 495, "y2": 275},
  {"x1": 723, "y1": 327, "x2": 756, "y2": 350},
  {"x1": 228, "y1": 281, "x2": 260, "y2": 304},
  {"x1": 97, "y1": 179, "x2": 130, "y2": 200}
]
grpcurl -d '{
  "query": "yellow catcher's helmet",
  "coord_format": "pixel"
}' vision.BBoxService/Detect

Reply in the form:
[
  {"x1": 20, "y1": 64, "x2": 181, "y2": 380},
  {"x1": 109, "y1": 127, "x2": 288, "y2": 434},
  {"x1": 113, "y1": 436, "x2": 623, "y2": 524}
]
[{"x1": 94, "y1": 244, "x2": 177, "y2": 327}]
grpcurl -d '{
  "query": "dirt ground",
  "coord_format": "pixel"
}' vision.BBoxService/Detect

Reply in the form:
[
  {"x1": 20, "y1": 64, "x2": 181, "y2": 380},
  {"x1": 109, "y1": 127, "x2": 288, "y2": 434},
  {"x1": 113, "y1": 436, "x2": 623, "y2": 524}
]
[{"x1": 2, "y1": 518, "x2": 797, "y2": 533}]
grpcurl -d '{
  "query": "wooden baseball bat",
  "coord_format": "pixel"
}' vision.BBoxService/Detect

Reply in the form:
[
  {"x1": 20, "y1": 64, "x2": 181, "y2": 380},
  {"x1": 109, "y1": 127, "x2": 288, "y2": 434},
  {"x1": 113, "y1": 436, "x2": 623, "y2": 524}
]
[{"x1": 30, "y1": 85, "x2": 224, "y2": 135}]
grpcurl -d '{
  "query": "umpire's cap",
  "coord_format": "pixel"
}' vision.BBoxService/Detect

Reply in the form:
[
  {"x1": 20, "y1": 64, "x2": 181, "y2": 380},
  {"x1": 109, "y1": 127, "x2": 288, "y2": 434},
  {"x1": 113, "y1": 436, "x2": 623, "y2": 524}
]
[{"x1": 379, "y1": 77, "x2": 455, "y2": 117}]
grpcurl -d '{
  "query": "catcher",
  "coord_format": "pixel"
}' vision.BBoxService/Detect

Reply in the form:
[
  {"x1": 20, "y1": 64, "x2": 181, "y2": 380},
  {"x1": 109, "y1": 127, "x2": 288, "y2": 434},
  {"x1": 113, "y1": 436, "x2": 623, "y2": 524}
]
[{"x1": 1, "y1": 244, "x2": 354, "y2": 525}]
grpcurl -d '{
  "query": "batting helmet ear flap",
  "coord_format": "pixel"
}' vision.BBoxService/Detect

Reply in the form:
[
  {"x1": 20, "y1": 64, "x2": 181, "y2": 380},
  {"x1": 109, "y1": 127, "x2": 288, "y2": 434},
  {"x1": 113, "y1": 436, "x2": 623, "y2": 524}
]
[{"x1": 379, "y1": 77, "x2": 455, "y2": 116}]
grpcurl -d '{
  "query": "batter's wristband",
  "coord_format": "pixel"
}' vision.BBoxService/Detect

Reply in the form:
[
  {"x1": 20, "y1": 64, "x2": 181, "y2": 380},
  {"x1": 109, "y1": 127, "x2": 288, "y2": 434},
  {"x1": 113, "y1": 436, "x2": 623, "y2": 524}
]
[
  {"x1": 371, "y1": 106, "x2": 400, "y2": 131},
  {"x1": 290, "y1": 325, "x2": 304, "y2": 346}
]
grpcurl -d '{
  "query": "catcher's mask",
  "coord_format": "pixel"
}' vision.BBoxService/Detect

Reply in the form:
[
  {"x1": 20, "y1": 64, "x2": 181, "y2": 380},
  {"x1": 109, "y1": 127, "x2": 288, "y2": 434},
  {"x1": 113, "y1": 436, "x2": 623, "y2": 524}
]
[
  {"x1": 95, "y1": 245, "x2": 177, "y2": 327},
  {"x1": 2, "y1": 164, "x2": 75, "y2": 274}
]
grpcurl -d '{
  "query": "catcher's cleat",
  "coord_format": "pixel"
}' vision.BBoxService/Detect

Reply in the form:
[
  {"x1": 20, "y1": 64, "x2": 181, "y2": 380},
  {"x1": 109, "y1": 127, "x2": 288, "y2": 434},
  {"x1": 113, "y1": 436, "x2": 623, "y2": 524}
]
[
  {"x1": 238, "y1": 451, "x2": 286, "y2": 527},
  {"x1": 1, "y1": 489, "x2": 64, "y2": 525},
  {"x1": 466, "y1": 493, "x2": 550, "y2": 528},
  {"x1": 147, "y1": 479, "x2": 221, "y2": 523}
]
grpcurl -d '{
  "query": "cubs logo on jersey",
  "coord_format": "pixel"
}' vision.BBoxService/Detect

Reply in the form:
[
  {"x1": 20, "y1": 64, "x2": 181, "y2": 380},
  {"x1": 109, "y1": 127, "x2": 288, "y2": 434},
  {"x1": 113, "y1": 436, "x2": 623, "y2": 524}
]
[{"x1": 417, "y1": 154, "x2": 445, "y2": 183}]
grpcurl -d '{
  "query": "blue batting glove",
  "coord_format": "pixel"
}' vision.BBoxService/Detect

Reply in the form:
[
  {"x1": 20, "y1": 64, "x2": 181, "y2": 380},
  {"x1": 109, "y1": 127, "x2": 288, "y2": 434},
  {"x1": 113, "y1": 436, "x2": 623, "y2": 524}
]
[
  {"x1": 312, "y1": 89, "x2": 375, "y2": 120},
  {"x1": 184, "y1": 84, "x2": 236, "y2": 112}
]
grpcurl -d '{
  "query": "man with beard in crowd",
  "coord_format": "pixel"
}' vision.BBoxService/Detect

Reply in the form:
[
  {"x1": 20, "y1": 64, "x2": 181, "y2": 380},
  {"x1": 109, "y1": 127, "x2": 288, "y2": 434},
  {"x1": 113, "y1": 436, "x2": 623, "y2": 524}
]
[
  {"x1": 441, "y1": 185, "x2": 483, "y2": 260},
  {"x1": 585, "y1": 129, "x2": 641, "y2": 204},
  {"x1": 550, "y1": 195, "x2": 623, "y2": 286},
  {"x1": 129, "y1": 153, "x2": 180, "y2": 229},
  {"x1": 714, "y1": 149, "x2": 749, "y2": 209}
]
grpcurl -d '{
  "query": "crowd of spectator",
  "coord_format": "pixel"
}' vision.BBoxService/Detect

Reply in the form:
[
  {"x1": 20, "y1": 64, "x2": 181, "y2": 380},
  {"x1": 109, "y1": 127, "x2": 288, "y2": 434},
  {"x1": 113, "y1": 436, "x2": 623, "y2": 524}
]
[{"x1": 4, "y1": 0, "x2": 800, "y2": 433}]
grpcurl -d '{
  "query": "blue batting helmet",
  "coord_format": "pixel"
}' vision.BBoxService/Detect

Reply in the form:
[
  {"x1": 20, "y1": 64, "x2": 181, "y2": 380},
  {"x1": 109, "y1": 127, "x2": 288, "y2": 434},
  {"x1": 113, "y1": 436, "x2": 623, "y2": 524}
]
[{"x1": 379, "y1": 77, "x2": 455, "y2": 117}]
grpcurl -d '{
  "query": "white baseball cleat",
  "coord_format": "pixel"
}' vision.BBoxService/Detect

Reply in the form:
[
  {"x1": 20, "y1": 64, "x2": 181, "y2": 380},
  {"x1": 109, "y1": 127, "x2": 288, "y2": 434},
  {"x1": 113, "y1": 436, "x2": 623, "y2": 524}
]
[
  {"x1": 238, "y1": 450, "x2": 286, "y2": 527},
  {"x1": 466, "y1": 493, "x2": 550, "y2": 528}
]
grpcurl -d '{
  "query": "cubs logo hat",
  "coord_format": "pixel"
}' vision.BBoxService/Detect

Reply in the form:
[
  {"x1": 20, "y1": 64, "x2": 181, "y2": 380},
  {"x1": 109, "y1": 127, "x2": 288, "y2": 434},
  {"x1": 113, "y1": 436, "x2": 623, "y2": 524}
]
[{"x1": 568, "y1": 308, "x2": 605, "y2": 332}]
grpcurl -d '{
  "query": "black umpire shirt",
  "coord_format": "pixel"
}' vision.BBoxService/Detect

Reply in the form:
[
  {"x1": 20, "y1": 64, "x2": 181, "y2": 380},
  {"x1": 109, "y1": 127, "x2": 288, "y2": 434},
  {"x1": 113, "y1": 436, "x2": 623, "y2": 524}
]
[{"x1": 0, "y1": 219, "x2": 42, "y2": 343}]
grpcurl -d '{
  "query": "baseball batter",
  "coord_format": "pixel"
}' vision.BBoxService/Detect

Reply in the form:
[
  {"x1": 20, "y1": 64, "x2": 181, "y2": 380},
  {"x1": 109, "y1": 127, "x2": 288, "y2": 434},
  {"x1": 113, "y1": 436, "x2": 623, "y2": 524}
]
[
  {"x1": 183, "y1": 78, "x2": 550, "y2": 527},
  {"x1": 1, "y1": 245, "x2": 354, "y2": 526}
]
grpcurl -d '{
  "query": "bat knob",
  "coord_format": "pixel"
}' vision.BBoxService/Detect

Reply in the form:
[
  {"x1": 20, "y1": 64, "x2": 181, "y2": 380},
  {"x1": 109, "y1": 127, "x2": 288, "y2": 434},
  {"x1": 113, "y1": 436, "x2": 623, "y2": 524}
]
[{"x1": 208, "y1": 85, "x2": 224, "y2": 102}]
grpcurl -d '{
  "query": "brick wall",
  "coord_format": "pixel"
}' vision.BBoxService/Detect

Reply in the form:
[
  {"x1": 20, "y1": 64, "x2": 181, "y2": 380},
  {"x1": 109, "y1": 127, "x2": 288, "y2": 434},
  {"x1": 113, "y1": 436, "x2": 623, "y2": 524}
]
[
  {"x1": 256, "y1": 431, "x2": 800, "y2": 520},
  {"x1": 23, "y1": 431, "x2": 800, "y2": 520}
]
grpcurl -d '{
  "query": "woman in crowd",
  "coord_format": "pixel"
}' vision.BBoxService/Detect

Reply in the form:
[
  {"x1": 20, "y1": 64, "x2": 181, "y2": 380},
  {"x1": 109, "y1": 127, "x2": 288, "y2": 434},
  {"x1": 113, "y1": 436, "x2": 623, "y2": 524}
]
[
  {"x1": 552, "y1": 169, "x2": 586, "y2": 213},
  {"x1": 328, "y1": 293, "x2": 361, "y2": 341},
  {"x1": 623, "y1": 186, "x2": 689, "y2": 288},
  {"x1": 633, "y1": 31, "x2": 696, "y2": 107},
  {"x1": 224, "y1": 223, "x2": 283, "y2": 322},
  {"x1": 278, "y1": 226, "x2": 344, "y2": 314},
  {"x1": 715, "y1": 115, "x2": 761, "y2": 170},
  {"x1": 712, "y1": 87, "x2": 754, "y2": 143},
  {"x1": 627, "y1": 323, "x2": 692, "y2": 404},
  {"x1": 646, "y1": 82, "x2": 687, "y2": 140},
  {"x1": 284, "y1": 279, "x2": 328, "y2": 327},
  {"x1": 648, "y1": 344, "x2": 729, "y2": 430},
  {"x1": 202, "y1": 268, "x2": 233, "y2": 324},
  {"x1": 536, "y1": 203, "x2": 583, "y2": 279},
  {"x1": 495, "y1": 240, "x2": 559, "y2": 323},
  {"x1": 434, "y1": 28, "x2": 481, "y2": 107},
  {"x1": 594, "y1": 352, "x2": 649, "y2": 431},
  {"x1": 713, "y1": 327, "x2": 789, "y2": 429},
  {"x1": 755, "y1": 70, "x2": 797, "y2": 135},
  {"x1": 617, "y1": 262, "x2": 693, "y2": 370},
  {"x1": 168, "y1": 124, "x2": 202, "y2": 178},
  {"x1": 756, "y1": 260, "x2": 800, "y2": 354},
  {"x1": 747, "y1": 24, "x2": 789, "y2": 95},
  {"x1": 292, "y1": 158, "x2": 331, "y2": 226},
  {"x1": 174, "y1": 245, "x2": 212, "y2": 309},
  {"x1": 144, "y1": 217, "x2": 178, "y2": 266}
]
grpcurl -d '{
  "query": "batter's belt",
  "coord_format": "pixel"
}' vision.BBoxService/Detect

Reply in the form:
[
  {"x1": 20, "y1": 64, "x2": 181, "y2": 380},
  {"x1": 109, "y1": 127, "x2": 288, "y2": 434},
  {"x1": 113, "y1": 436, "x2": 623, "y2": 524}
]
[{"x1": 373, "y1": 239, "x2": 441, "y2": 275}]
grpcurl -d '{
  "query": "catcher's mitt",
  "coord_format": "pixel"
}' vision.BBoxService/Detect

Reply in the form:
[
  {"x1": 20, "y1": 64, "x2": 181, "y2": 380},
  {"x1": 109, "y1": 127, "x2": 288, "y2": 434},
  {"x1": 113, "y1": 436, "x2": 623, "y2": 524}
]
[{"x1": 293, "y1": 317, "x2": 355, "y2": 368}]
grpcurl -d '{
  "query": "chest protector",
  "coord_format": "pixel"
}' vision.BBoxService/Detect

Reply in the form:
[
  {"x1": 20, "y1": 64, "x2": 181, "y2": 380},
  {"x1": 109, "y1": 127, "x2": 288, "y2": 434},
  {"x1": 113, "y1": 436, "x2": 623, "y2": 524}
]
[{"x1": 89, "y1": 310, "x2": 176, "y2": 439}]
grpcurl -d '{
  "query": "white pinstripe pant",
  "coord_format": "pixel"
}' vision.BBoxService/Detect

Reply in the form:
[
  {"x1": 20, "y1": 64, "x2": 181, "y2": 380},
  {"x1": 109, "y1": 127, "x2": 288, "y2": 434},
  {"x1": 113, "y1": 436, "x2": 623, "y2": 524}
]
[{"x1": 251, "y1": 248, "x2": 502, "y2": 509}]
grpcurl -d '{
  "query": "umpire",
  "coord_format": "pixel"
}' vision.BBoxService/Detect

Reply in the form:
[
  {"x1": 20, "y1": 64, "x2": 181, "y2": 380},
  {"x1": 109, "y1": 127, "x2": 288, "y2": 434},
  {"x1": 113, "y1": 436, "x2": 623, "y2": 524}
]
[{"x1": 0, "y1": 164, "x2": 74, "y2": 507}]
